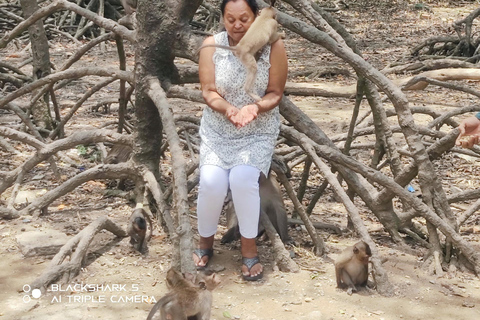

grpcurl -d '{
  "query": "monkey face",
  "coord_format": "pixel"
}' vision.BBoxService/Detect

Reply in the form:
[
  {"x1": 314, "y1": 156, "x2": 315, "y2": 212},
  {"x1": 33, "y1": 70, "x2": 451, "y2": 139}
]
[{"x1": 353, "y1": 241, "x2": 371, "y2": 264}]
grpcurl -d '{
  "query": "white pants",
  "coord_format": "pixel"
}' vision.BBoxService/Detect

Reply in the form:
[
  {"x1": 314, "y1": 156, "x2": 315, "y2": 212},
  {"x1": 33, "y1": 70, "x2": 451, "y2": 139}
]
[{"x1": 197, "y1": 165, "x2": 260, "y2": 239}]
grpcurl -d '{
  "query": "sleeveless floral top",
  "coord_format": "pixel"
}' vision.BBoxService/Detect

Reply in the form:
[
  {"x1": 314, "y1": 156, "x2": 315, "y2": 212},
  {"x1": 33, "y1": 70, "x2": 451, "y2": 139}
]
[{"x1": 199, "y1": 31, "x2": 280, "y2": 176}]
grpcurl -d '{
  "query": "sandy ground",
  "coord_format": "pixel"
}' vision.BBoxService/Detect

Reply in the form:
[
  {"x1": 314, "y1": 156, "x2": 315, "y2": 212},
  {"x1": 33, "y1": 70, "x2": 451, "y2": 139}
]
[
  {"x1": 1, "y1": 1, "x2": 480, "y2": 319},
  {"x1": 1, "y1": 214, "x2": 479, "y2": 320}
]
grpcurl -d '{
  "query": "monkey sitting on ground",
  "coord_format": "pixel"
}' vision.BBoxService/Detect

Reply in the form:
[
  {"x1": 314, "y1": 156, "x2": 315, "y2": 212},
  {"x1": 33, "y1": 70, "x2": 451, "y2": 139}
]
[
  {"x1": 147, "y1": 268, "x2": 221, "y2": 320},
  {"x1": 126, "y1": 207, "x2": 152, "y2": 254},
  {"x1": 334, "y1": 241, "x2": 372, "y2": 295},
  {"x1": 198, "y1": 4, "x2": 283, "y2": 101}
]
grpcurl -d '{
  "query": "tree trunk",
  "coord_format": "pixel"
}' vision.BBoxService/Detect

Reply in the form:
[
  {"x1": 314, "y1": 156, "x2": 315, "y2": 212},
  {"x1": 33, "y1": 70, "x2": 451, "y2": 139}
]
[
  {"x1": 20, "y1": 0, "x2": 53, "y2": 132},
  {"x1": 134, "y1": 0, "x2": 202, "y2": 273}
]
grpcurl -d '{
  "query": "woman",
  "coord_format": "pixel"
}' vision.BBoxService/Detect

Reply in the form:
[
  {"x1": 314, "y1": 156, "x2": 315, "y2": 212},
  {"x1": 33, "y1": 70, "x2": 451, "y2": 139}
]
[{"x1": 194, "y1": 0, "x2": 288, "y2": 281}]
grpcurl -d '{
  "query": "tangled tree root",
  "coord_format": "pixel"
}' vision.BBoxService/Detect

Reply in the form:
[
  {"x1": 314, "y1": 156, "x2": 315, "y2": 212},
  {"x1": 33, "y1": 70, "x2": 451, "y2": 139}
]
[{"x1": 31, "y1": 216, "x2": 128, "y2": 292}]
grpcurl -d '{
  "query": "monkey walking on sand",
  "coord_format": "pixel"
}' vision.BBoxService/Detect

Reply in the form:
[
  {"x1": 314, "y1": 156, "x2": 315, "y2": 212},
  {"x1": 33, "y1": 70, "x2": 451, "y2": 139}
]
[
  {"x1": 334, "y1": 241, "x2": 372, "y2": 295},
  {"x1": 146, "y1": 268, "x2": 221, "y2": 320},
  {"x1": 127, "y1": 207, "x2": 152, "y2": 254},
  {"x1": 197, "y1": 3, "x2": 284, "y2": 101}
]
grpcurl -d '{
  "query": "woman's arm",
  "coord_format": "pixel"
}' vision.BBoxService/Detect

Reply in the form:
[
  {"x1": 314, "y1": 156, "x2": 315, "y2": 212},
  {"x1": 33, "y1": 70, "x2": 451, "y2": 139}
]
[
  {"x1": 198, "y1": 36, "x2": 238, "y2": 120},
  {"x1": 232, "y1": 39, "x2": 288, "y2": 127}
]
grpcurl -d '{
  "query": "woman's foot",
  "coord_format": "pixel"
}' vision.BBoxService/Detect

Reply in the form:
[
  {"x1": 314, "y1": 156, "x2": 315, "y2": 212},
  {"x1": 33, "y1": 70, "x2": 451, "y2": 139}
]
[
  {"x1": 241, "y1": 237, "x2": 263, "y2": 280},
  {"x1": 193, "y1": 235, "x2": 214, "y2": 268},
  {"x1": 242, "y1": 256, "x2": 263, "y2": 281}
]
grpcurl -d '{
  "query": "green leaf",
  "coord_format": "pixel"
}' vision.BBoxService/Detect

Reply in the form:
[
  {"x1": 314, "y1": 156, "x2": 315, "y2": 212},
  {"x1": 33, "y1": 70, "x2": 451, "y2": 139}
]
[{"x1": 76, "y1": 145, "x2": 88, "y2": 156}]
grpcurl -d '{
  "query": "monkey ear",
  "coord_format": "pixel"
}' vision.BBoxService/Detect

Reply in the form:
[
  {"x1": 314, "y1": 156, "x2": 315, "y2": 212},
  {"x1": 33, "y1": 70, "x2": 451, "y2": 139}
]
[
  {"x1": 198, "y1": 280, "x2": 207, "y2": 290},
  {"x1": 353, "y1": 246, "x2": 359, "y2": 254},
  {"x1": 366, "y1": 245, "x2": 372, "y2": 256}
]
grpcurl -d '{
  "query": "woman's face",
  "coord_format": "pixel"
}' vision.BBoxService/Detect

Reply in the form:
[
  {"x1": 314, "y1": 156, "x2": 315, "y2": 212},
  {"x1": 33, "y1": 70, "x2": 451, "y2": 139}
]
[{"x1": 223, "y1": 0, "x2": 256, "y2": 45}]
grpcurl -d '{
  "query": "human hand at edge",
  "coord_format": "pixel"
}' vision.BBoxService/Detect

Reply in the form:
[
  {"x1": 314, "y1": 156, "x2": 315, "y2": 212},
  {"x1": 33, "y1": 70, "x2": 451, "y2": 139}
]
[{"x1": 456, "y1": 116, "x2": 480, "y2": 148}]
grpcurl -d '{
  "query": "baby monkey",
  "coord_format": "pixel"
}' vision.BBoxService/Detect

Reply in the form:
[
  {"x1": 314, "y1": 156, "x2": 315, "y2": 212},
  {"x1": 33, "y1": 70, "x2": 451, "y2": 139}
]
[
  {"x1": 198, "y1": 5, "x2": 283, "y2": 101},
  {"x1": 334, "y1": 241, "x2": 371, "y2": 295},
  {"x1": 126, "y1": 207, "x2": 152, "y2": 254},
  {"x1": 147, "y1": 268, "x2": 221, "y2": 320}
]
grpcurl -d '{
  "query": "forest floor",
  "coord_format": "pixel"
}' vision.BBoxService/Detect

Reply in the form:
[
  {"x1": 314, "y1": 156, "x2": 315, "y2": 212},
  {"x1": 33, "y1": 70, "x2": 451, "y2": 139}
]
[{"x1": 1, "y1": 1, "x2": 480, "y2": 319}]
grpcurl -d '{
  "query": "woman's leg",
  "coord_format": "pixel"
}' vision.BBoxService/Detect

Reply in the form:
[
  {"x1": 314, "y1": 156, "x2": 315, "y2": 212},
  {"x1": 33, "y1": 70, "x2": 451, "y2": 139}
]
[
  {"x1": 229, "y1": 165, "x2": 263, "y2": 278},
  {"x1": 195, "y1": 165, "x2": 229, "y2": 266}
]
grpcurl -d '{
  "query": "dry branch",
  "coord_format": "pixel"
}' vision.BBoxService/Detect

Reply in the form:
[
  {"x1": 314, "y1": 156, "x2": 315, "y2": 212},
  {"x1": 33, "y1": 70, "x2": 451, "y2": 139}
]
[
  {"x1": 403, "y1": 76, "x2": 480, "y2": 97},
  {"x1": 288, "y1": 0, "x2": 459, "y2": 260},
  {"x1": 259, "y1": 212, "x2": 300, "y2": 273},
  {"x1": 167, "y1": 85, "x2": 204, "y2": 102},
  {"x1": 458, "y1": 198, "x2": 480, "y2": 227},
  {"x1": 28, "y1": 32, "x2": 117, "y2": 123},
  {"x1": 31, "y1": 216, "x2": 128, "y2": 291},
  {"x1": 0, "y1": 0, "x2": 134, "y2": 49},
  {"x1": 281, "y1": 125, "x2": 393, "y2": 296},
  {"x1": 0, "y1": 67, "x2": 133, "y2": 108},
  {"x1": 0, "y1": 135, "x2": 18, "y2": 154},
  {"x1": 146, "y1": 76, "x2": 195, "y2": 274},
  {"x1": 288, "y1": 218, "x2": 342, "y2": 235},
  {"x1": 411, "y1": 36, "x2": 461, "y2": 56},
  {"x1": 448, "y1": 188, "x2": 480, "y2": 203},
  {"x1": 0, "y1": 73, "x2": 26, "y2": 87},
  {"x1": 330, "y1": 123, "x2": 447, "y2": 144},
  {"x1": 382, "y1": 58, "x2": 477, "y2": 75},
  {"x1": 426, "y1": 104, "x2": 477, "y2": 129},
  {"x1": 142, "y1": 170, "x2": 176, "y2": 237},
  {"x1": 0, "y1": 126, "x2": 46, "y2": 150},
  {"x1": 284, "y1": 81, "x2": 354, "y2": 98},
  {"x1": 0, "y1": 206, "x2": 20, "y2": 219},
  {"x1": 287, "y1": 125, "x2": 480, "y2": 275},
  {"x1": 49, "y1": 77, "x2": 119, "y2": 139},
  {"x1": 24, "y1": 162, "x2": 139, "y2": 217},
  {"x1": 274, "y1": 169, "x2": 325, "y2": 256},
  {"x1": 0, "y1": 128, "x2": 132, "y2": 195},
  {"x1": 400, "y1": 68, "x2": 480, "y2": 90}
]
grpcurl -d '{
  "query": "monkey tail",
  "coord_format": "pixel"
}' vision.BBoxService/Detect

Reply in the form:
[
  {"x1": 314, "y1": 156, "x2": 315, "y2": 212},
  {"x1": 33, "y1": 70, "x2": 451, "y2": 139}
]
[
  {"x1": 146, "y1": 295, "x2": 173, "y2": 320},
  {"x1": 196, "y1": 44, "x2": 236, "y2": 57}
]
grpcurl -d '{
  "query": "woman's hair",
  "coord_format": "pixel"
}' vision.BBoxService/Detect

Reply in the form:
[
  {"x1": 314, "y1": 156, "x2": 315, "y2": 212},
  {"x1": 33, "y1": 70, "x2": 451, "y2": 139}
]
[{"x1": 220, "y1": 0, "x2": 259, "y2": 16}]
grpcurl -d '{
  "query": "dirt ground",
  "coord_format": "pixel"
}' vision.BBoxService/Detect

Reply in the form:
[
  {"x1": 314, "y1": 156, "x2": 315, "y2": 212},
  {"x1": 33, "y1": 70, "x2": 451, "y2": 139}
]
[{"x1": 1, "y1": 1, "x2": 480, "y2": 320}]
